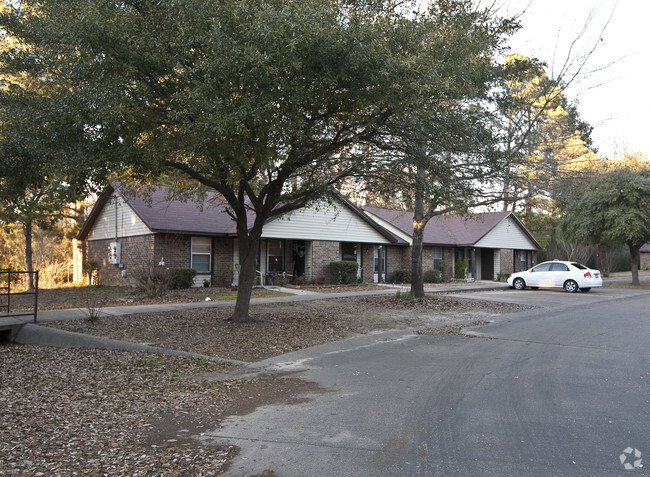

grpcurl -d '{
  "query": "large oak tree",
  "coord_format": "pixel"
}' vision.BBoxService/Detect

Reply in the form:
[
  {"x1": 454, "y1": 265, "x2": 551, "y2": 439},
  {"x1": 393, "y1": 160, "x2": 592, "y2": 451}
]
[{"x1": 1, "y1": 0, "x2": 516, "y2": 320}]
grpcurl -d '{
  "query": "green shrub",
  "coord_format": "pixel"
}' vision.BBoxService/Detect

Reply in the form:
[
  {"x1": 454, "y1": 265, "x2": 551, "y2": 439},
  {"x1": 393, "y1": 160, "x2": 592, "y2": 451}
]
[
  {"x1": 168, "y1": 268, "x2": 197, "y2": 289},
  {"x1": 454, "y1": 258, "x2": 468, "y2": 279},
  {"x1": 423, "y1": 269, "x2": 442, "y2": 283},
  {"x1": 330, "y1": 261, "x2": 358, "y2": 284},
  {"x1": 389, "y1": 270, "x2": 412, "y2": 283}
]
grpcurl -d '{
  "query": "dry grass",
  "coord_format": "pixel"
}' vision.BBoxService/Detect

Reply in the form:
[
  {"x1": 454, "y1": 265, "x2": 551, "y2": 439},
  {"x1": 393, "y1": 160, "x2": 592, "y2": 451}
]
[{"x1": 603, "y1": 270, "x2": 650, "y2": 289}]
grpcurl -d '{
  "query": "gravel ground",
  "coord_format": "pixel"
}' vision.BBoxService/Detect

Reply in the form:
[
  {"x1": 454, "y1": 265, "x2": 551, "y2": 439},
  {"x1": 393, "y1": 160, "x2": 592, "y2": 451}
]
[{"x1": 2, "y1": 293, "x2": 533, "y2": 476}]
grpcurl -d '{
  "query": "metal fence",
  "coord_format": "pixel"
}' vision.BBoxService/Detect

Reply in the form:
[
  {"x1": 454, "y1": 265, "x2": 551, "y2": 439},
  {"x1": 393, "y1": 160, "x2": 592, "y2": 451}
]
[{"x1": 0, "y1": 269, "x2": 39, "y2": 323}]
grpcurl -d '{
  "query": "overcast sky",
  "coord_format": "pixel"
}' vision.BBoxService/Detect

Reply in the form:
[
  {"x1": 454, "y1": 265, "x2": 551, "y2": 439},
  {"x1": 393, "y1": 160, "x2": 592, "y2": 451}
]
[{"x1": 496, "y1": 0, "x2": 648, "y2": 158}]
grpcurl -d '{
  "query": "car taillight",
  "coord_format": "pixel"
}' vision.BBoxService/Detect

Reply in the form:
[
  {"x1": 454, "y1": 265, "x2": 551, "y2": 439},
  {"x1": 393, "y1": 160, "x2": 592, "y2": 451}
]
[{"x1": 584, "y1": 272, "x2": 592, "y2": 278}]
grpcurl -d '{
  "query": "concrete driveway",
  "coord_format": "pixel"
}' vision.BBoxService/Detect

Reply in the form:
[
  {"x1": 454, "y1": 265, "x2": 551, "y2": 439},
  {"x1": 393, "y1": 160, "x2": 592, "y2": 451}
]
[{"x1": 206, "y1": 286, "x2": 650, "y2": 476}]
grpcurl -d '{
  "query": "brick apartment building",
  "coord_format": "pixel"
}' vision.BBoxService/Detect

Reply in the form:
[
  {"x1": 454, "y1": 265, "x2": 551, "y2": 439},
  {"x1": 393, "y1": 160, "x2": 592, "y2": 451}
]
[{"x1": 77, "y1": 184, "x2": 543, "y2": 287}]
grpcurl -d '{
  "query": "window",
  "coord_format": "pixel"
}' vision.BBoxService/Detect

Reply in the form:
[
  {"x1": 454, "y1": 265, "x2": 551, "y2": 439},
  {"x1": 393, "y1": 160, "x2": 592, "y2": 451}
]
[
  {"x1": 519, "y1": 251, "x2": 528, "y2": 271},
  {"x1": 341, "y1": 243, "x2": 357, "y2": 262},
  {"x1": 374, "y1": 246, "x2": 386, "y2": 273},
  {"x1": 267, "y1": 240, "x2": 284, "y2": 273},
  {"x1": 550, "y1": 263, "x2": 569, "y2": 272},
  {"x1": 433, "y1": 247, "x2": 443, "y2": 271},
  {"x1": 191, "y1": 237, "x2": 211, "y2": 274}
]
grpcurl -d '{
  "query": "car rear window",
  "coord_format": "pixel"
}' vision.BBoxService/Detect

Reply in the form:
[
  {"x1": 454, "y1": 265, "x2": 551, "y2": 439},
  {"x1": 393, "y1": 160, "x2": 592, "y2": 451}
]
[{"x1": 571, "y1": 262, "x2": 587, "y2": 270}]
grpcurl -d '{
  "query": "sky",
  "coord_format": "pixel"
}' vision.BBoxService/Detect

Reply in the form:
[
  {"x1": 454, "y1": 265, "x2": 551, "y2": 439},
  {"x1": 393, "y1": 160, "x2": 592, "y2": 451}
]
[{"x1": 497, "y1": 0, "x2": 649, "y2": 158}]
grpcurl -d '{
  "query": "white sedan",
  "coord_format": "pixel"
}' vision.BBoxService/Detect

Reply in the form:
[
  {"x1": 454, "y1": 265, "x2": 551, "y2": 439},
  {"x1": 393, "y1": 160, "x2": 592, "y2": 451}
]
[{"x1": 507, "y1": 260, "x2": 603, "y2": 293}]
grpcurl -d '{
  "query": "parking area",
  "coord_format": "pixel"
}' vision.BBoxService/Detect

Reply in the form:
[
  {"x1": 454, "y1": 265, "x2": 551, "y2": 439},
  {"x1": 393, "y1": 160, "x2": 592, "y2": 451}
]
[{"x1": 447, "y1": 286, "x2": 648, "y2": 309}]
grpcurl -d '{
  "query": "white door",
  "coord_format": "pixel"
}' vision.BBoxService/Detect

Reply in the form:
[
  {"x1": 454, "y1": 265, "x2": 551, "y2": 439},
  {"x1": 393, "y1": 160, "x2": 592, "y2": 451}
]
[{"x1": 550, "y1": 262, "x2": 571, "y2": 287}]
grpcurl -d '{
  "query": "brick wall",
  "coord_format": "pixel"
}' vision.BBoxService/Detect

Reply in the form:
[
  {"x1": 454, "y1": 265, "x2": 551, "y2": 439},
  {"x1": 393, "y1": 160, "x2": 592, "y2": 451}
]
[
  {"x1": 500, "y1": 248, "x2": 515, "y2": 275},
  {"x1": 154, "y1": 234, "x2": 190, "y2": 269},
  {"x1": 212, "y1": 237, "x2": 235, "y2": 286},
  {"x1": 386, "y1": 245, "x2": 408, "y2": 280},
  {"x1": 87, "y1": 235, "x2": 156, "y2": 286},
  {"x1": 311, "y1": 241, "x2": 341, "y2": 281},
  {"x1": 441, "y1": 247, "x2": 454, "y2": 280},
  {"x1": 641, "y1": 252, "x2": 650, "y2": 271},
  {"x1": 88, "y1": 233, "x2": 237, "y2": 287},
  {"x1": 360, "y1": 244, "x2": 374, "y2": 283}
]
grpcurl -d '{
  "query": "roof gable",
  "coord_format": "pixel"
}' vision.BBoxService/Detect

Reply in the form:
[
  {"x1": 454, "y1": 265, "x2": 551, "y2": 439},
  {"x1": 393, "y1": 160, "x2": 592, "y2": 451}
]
[
  {"x1": 261, "y1": 200, "x2": 395, "y2": 243},
  {"x1": 363, "y1": 207, "x2": 543, "y2": 250}
]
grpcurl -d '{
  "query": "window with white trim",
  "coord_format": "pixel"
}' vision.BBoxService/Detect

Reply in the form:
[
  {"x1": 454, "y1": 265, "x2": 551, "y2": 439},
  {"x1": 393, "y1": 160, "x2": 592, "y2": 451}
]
[
  {"x1": 191, "y1": 237, "x2": 211, "y2": 274},
  {"x1": 267, "y1": 239, "x2": 284, "y2": 273},
  {"x1": 433, "y1": 247, "x2": 443, "y2": 271}
]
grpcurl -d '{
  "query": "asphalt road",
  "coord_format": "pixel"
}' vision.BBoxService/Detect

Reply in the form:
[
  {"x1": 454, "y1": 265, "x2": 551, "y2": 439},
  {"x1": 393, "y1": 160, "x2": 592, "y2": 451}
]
[{"x1": 208, "y1": 287, "x2": 650, "y2": 476}]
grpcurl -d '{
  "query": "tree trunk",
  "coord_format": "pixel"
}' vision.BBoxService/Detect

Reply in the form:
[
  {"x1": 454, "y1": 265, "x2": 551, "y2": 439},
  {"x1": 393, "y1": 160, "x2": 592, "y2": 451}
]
[
  {"x1": 410, "y1": 166, "x2": 426, "y2": 298},
  {"x1": 23, "y1": 220, "x2": 35, "y2": 290},
  {"x1": 229, "y1": 232, "x2": 261, "y2": 323},
  {"x1": 629, "y1": 243, "x2": 641, "y2": 286},
  {"x1": 410, "y1": 226, "x2": 424, "y2": 298}
]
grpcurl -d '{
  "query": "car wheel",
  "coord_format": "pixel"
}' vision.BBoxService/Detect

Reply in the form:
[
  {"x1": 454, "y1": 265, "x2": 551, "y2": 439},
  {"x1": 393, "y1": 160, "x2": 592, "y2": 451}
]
[
  {"x1": 579, "y1": 287, "x2": 591, "y2": 292},
  {"x1": 513, "y1": 278, "x2": 526, "y2": 290},
  {"x1": 564, "y1": 280, "x2": 579, "y2": 293}
]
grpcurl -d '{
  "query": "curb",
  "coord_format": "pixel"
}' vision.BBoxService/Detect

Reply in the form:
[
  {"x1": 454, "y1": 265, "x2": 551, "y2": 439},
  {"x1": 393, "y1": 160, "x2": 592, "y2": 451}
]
[{"x1": 14, "y1": 323, "x2": 249, "y2": 366}]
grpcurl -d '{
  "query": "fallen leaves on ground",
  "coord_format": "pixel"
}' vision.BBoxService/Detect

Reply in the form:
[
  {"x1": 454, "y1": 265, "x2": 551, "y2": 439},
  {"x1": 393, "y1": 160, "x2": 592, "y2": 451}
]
[
  {"x1": 46, "y1": 295, "x2": 533, "y2": 362},
  {"x1": 0, "y1": 346, "x2": 237, "y2": 476}
]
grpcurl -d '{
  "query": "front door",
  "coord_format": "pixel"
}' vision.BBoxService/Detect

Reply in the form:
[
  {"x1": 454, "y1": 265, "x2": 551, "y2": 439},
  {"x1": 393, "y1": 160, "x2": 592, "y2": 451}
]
[
  {"x1": 292, "y1": 240, "x2": 306, "y2": 278},
  {"x1": 481, "y1": 249, "x2": 494, "y2": 280}
]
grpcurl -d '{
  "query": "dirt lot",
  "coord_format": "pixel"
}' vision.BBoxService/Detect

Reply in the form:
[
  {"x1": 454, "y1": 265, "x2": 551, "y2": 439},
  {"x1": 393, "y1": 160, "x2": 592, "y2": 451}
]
[{"x1": 0, "y1": 289, "x2": 536, "y2": 476}]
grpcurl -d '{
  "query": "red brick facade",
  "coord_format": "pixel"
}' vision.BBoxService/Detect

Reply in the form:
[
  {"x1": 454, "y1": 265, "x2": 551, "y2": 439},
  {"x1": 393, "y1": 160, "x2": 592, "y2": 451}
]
[
  {"x1": 87, "y1": 233, "x2": 235, "y2": 287},
  {"x1": 87, "y1": 231, "x2": 537, "y2": 287},
  {"x1": 310, "y1": 241, "x2": 342, "y2": 280},
  {"x1": 87, "y1": 235, "x2": 156, "y2": 286},
  {"x1": 360, "y1": 244, "x2": 375, "y2": 282}
]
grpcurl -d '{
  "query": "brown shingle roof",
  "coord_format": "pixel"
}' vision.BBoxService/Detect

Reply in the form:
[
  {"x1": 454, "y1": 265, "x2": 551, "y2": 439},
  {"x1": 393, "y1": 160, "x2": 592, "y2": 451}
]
[
  {"x1": 125, "y1": 187, "x2": 241, "y2": 236},
  {"x1": 79, "y1": 184, "x2": 400, "y2": 243},
  {"x1": 363, "y1": 207, "x2": 513, "y2": 246}
]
